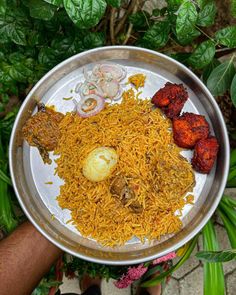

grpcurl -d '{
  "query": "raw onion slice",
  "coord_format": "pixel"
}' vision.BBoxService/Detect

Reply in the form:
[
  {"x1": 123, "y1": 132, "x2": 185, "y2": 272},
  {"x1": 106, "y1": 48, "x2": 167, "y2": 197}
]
[
  {"x1": 74, "y1": 94, "x2": 105, "y2": 118},
  {"x1": 112, "y1": 88, "x2": 123, "y2": 101},
  {"x1": 92, "y1": 63, "x2": 127, "y2": 82},
  {"x1": 77, "y1": 81, "x2": 103, "y2": 98},
  {"x1": 97, "y1": 79, "x2": 120, "y2": 99}
]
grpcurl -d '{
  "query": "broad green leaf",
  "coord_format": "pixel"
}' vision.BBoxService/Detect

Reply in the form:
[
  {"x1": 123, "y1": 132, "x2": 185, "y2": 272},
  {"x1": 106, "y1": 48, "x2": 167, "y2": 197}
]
[
  {"x1": 170, "y1": 52, "x2": 191, "y2": 65},
  {"x1": 228, "y1": 167, "x2": 236, "y2": 183},
  {"x1": 166, "y1": 0, "x2": 182, "y2": 11},
  {"x1": 51, "y1": 35, "x2": 84, "y2": 58},
  {"x1": 188, "y1": 40, "x2": 215, "y2": 69},
  {"x1": 176, "y1": 0, "x2": 200, "y2": 45},
  {"x1": 106, "y1": 0, "x2": 121, "y2": 7},
  {"x1": 0, "y1": 57, "x2": 34, "y2": 84},
  {"x1": 63, "y1": 0, "x2": 107, "y2": 29},
  {"x1": 230, "y1": 149, "x2": 236, "y2": 168},
  {"x1": 23, "y1": 0, "x2": 56, "y2": 21},
  {"x1": 27, "y1": 30, "x2": 44, "y2": 47},
  {"x1": 197, "y1": 2, "x2": 216, "y2": 27},
  {"x1": 0, "y1": 0, "x2": 6, "y2": 15},
  {"x1": 196, "y1": 0, "x2": 213, "y2": 9},
  {"x1": 215, "y1": 26, "x2": 236, "y2": 48},
  {"x1": 129, "y1": 11, "x2": 150, "y2": 29},
  {"x1": 231, "y1": 0, "x2": 236, "y2": 18},
  {"x1": 0, "y1": 8, "x2": 30, "y2": 45},
  {"x1": 207, "y1": 60, "x2": 236, "y2": 96},
  {"x1": 142, "y1": 21, "x2": 170, "y2": 49},
  {"x1": 201, "y1": 59, "x2": 221, "y2": 84},
  {"x1": 44, "y1": 0, "x2": 63, "y2": 6},
  {"x1": 83, "y1": 32, "x2": 105, "y2": 49},
  {"x1": 202, "y1": 221, "x2": 225, "y2": 295},
  {"x1": 38, "y1": 47, "x2": 61, "y2": 69},
  {"x1": 196, "y1": 249, "x2": 236, "y2": 262}
]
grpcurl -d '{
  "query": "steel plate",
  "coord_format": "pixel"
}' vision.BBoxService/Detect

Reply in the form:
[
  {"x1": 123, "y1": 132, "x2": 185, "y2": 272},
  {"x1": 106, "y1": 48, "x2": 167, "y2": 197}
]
[{"x1": 9, "y1": 46, "x2": 229, "y2": 265}]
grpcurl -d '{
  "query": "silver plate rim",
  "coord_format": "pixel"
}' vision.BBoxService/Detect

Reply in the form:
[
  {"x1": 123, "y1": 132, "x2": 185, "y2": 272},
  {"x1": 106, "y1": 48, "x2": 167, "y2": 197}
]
[{"x1": 9, "y1": 46, "x2": 230, "y2": 265}]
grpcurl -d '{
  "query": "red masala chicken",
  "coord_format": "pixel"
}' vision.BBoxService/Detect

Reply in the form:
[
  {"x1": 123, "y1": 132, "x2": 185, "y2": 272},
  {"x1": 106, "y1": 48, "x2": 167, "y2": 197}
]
[
  {"x1": 191, "y1": 137, "x2": 219, "y2": 174},
  {"x1": 151, "y1": 82, "x2": 188, "y2": 118},
  {"x1": 172, "y1": 112, "x2": 210, "y2": 149}
]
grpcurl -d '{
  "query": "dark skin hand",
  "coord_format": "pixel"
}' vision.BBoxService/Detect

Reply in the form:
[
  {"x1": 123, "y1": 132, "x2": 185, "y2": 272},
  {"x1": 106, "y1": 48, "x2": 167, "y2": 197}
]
[{"x1": 0, "y1": 221, "x2": 62, "y2": 295}]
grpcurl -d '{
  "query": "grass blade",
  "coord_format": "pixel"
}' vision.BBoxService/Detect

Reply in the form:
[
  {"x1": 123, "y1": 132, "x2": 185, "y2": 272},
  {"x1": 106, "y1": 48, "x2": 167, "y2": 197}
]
[
  {"x1": 0, "y1": 169, "x2": 12, "y2": 186},
  {"x1": 218, "y1": 209, "x2": 236, "y2": 248},
  {"x1": 202, "y1": 220, "x2": 225, "y2": 295},
  {"x1": 221, "y1": 195, "x2": 236, "y2": 208},
  {"x1": 219, "y1": 202, "x2": 236, "y2": 227},
  {"x1": 230, "y1": 148, "x2": 236, "y2": 168}
]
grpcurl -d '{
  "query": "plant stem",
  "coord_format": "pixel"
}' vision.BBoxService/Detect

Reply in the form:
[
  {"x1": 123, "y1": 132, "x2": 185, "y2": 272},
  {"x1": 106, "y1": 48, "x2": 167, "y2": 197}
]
[
  {"x1": 122, "y1": 0, "x2": 139, "y2": 45},
  {"x1": 110, "y1": 8, "x2": 117, "y2": 45},
  {"x1": 115, "y1": 0, "x2": 137, "y2": 36}
]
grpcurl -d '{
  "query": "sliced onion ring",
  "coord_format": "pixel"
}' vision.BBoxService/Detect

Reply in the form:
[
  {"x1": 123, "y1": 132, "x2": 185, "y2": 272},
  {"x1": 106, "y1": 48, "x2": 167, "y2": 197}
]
[
  {"x1": 97, "y1": 79, "x2": 120, "y2": 99},
  {"x1": 78, "y1": 81, "x2": 104, "y2": 98},
  {"x1": 92, "y1": 63, "x2": 127, "y2": 82},
  {"x1": 74, "y1": 94, "x2": 105, "y2": 118}
]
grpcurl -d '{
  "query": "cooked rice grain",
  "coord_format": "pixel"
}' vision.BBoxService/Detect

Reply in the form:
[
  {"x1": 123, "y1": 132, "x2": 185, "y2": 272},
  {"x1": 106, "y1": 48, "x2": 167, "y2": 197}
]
[{"x1": 54, "y1": 89, "x2": 195, "y2": 247}]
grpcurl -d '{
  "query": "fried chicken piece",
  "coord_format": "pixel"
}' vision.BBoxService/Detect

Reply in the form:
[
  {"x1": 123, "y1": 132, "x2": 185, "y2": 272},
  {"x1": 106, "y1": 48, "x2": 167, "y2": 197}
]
[
  {"x1": 22, "y1": 103, "x2": 64, "y2": 164},
  {"x1": 192, "y1": 137, "x2": 219, "y2": 174},
  {"x1": 173, "y1": 112, "x2": 210, "y2": 149},
  {"x1": 151, "y1": 82, "x2": 188, "y2": 118}
]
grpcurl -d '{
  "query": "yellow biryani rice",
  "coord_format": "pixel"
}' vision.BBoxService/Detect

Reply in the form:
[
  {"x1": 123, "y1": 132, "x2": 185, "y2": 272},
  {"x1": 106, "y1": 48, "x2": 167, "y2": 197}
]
[{"x1": 54, "y1": 89, "x2": 195, "y2": 247}]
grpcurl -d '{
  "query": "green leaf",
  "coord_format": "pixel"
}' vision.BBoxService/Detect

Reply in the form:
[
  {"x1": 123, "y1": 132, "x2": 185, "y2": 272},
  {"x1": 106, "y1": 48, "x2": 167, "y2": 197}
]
[
  {"x1": 207, "y1": 59, "x2": 236, "y2": 96},
  {"x1": 202, "y1": 220, "x2": 225, "y2": 295},
  {"x1": 0, "y1": 0, "x2": 6, "y2": 15},
  {"x1": 129, "y1": 11, "x2": 150, "y2": 29},
  {"x1": 215, "y1": 26, "x2": 236, "y2": 48},
  {"x1": 44, "y1": 0, "x2": 63, "y2": 6},
  {"x1": 176, "y1": 0, "x2": 200, "y2": 45},
  {"x1": 0, "y1": 8, "x2": 29, "y2": 45},
  {"x1": 230, "y1": 149, "x2": 236, "y2": 168},
  {"x1": 230, "y1": 75, "x2": 236, "y2": 107},
  {"x1": 166, "y1": 0, "x2": 182, "y2": 11},
  {"x1": 197, "y1": 2, "x2": 216, "y2": 27},
  {"x1": 201, "y1": 59, "x2": 221, "y2": 84},
  {"x1": 170, "y1": 52, "x2": 191, "y2": 65},
  {"x1": 38, "y1": 47, "x2": 60, "y2": 69},
  {"x1": 231, "y1": 0, "x2": 236, "y2": 18},
  {"x1": 218, "y1": 209, "x2": 236, "y2": 248},
  {"x1": 106, "y1": 0, "x2": 121, "y2": 8},
  {"x1": 222, "y1": 195, "x2": 236, "y2": 208},
  {"x1": 196, "y1": 249, "x2": 236, "y2": 262},
  {"x1": 0, "y1": 169, "x2": 12, "y2": 186},
  {"x1": 142, "y1": 21, "x2": 170, "y2": 49},
  {"x1": 23, "y1": 0, "x2": 56, "y2": 21},
  {"x1": 0, "y1": 135, "x2": 17, "y2": 233},
  {"x1": 51, "y1": 35, "x2": 84, "y2": 58},
  {"x1": 83, "y1": 32, "x2": 105, "y2": 49},
  {"x1": 196, "y1": 0, "x2": 209, "y2": 9},
  {"x1": 27, "y1": 30, "x2": 44, "y2": 47},
  {"x1": 188, "y1": 40, "x2": 215, "y2": 69},
  {"x1": 219, "y1": 201, "x2": 236, "y2": 227},
  {"x1": 63, "y1": 0, "x2": 107, "y2": 29}
]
